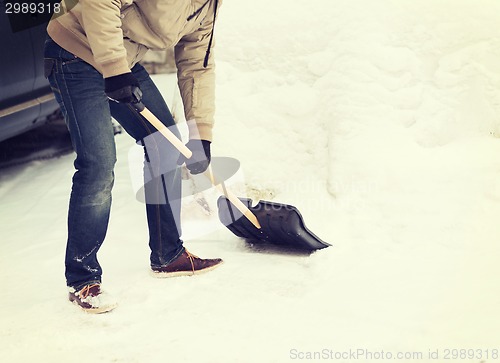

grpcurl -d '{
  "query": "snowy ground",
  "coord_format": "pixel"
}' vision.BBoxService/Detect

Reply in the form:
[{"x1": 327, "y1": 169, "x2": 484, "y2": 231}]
[{"x1": 2, "y1": 0, "x2": 500, "y2": 362}]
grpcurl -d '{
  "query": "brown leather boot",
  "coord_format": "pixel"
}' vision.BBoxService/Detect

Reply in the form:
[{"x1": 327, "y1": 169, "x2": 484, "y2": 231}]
[
  {"x1": 150, "y1": 249, "x2": 223, "y2": 278},
  {"x1": 68, "y1": 283, "x2": 118, "y2": 314}
]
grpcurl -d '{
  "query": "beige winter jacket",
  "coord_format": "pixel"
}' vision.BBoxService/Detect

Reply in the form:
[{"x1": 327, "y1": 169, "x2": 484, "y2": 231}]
[{"x1": 47, "y1": 0, "x2": 222, "y2": 141}]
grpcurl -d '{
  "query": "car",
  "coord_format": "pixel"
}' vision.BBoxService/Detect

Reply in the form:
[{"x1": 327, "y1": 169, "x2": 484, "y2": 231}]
[{"x1": 0, "y1": 3, "x2": 60, "y2": 143}]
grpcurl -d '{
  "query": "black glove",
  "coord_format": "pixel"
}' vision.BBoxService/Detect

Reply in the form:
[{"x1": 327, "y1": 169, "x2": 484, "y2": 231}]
[
  {"x1": 105, "y1": 73, "x2": 142, "y2": 104},
  {"x1": 177, "y1": 139, "x2": 211, "y2": 175}
]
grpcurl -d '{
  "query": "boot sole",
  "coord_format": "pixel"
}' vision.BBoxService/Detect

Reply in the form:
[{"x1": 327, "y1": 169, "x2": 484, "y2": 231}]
[
  {"x1": 69, "y1": 299, "x2": 118, "y2": 314},
  {"x1": 150, "y1": 261, "x2": 223, "y2": 278}
]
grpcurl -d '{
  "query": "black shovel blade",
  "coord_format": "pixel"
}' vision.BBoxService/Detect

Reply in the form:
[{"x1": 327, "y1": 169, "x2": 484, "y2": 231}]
[{"x1": 217, "y1": 196, "x2": 331, "y2": 251}]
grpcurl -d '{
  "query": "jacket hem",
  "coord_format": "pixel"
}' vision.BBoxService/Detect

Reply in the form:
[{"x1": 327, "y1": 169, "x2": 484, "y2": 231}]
[{"x1": 47, "y1": 20, "x2": 130, "y2": 77}]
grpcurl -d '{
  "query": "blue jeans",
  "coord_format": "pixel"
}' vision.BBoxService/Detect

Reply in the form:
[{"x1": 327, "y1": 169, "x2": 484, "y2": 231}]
[{"x1": 44, "y1": 38, "x2": 184, "y2": 290}]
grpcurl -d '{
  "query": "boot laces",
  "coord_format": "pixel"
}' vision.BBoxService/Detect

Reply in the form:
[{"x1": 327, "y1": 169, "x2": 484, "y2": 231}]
[
  {"x1": 185, "y1": 250, "x2": 199, "y2": 273},
  {"x1": 78, "y1": 283, "x2": 100, "y2": 299}
]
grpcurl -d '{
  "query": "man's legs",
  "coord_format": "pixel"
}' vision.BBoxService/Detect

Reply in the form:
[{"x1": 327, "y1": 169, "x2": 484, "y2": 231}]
[{"x1": 45, "y1": 38, "x2": 184, "y2": 289}]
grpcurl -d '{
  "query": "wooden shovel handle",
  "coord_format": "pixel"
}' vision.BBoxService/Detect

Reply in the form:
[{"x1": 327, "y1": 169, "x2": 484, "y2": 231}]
[
  {"x1": 139, "y1": 106, "x2": 193, "y2": 159},
  {"x1": 137, "y1": 104, "x2": 261, "y2": 229}
]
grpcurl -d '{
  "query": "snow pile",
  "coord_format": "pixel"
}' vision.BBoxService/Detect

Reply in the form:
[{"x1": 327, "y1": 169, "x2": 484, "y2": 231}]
[{"x1": 1, "y1": 1, "x2": 500, "y2": 362}]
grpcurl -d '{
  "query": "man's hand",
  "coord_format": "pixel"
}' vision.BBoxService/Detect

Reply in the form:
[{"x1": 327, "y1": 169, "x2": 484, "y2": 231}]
[
  {"x1": 105, "y1": 72, "x2": 142, "y2": 104},
  {"x1": 177, "y1": 139, "x2": 211, "y2": 174}
]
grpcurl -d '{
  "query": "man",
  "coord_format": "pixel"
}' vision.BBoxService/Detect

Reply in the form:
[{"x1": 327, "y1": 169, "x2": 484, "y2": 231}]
[{"x1": 44, "y1": 0, "x2": 223, "y2": 314}]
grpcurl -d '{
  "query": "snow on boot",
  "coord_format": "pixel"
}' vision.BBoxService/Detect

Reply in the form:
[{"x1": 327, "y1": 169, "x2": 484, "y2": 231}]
[{"x1": 68, "y1": 283, "x2": 117, "y2": 314}]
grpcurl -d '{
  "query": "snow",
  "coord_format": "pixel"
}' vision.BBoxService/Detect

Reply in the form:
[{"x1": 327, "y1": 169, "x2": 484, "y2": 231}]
[{"x1": 1, "y1": 0, "x2": 500, "y2": 362}]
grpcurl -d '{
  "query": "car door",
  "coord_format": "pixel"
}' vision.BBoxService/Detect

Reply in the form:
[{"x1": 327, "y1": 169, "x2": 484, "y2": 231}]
[{"x1": 0, "y1": 6, "x2": 40, "y2": 141}]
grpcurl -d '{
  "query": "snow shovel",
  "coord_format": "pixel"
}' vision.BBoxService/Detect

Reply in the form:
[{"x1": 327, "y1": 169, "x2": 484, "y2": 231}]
[
  {"x1": 136, "y1": 104, "x2": 330, "y2": 251},
  {"x1": 217, "y1": 197, "x2": 330, "y2": 251}
]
